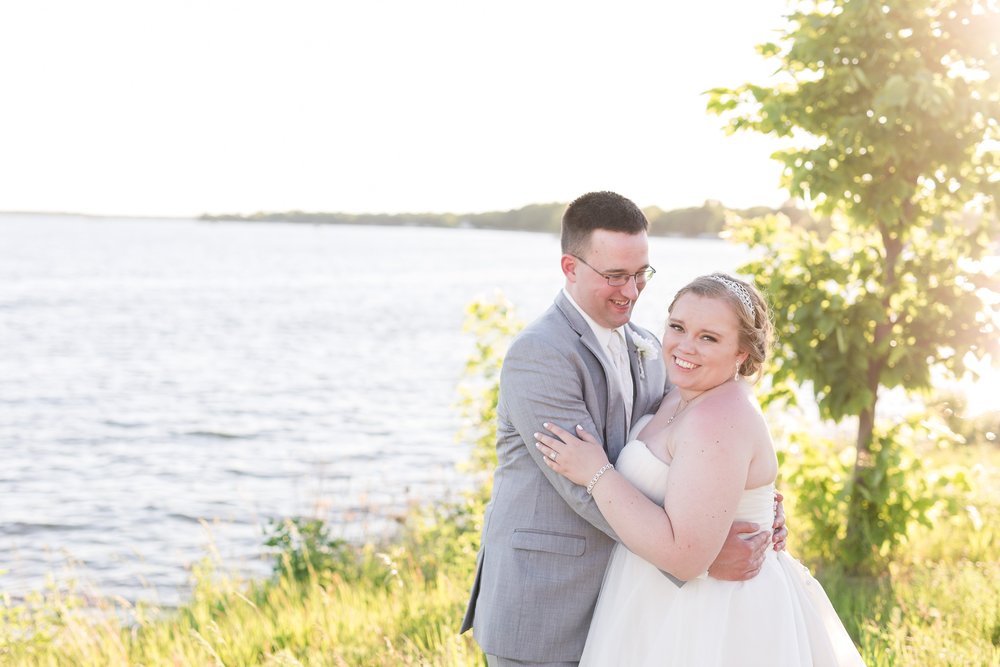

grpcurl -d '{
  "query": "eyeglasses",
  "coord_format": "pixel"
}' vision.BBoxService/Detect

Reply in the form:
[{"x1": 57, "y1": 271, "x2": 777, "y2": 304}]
[{"x1": 572, "y1": 255, "x2": 656, "y2": 287}]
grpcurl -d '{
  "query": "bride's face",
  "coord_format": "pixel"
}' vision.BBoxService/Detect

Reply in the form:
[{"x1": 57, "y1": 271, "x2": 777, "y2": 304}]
[{"x1": 662, "y1": 293, "x2": 747, "y2": 396}]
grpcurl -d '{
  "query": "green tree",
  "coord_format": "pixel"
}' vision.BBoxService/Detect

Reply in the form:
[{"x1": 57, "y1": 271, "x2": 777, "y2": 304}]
[{"x1": 708, "y1": 0, "x2": 1000, "y2": 573}]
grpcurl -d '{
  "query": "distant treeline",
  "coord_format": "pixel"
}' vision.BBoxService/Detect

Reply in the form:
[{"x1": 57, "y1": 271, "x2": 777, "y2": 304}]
[{"x1": 199, "y1": 200, "x2": 825, "y2": 238}]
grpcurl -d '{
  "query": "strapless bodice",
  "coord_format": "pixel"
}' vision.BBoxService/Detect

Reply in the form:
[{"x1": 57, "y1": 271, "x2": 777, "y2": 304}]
[{"x1": 615, "y1": 438, "x2": 775, "y2": 528}]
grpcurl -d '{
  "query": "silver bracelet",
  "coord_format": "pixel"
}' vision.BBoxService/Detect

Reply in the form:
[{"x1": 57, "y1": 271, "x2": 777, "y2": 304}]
[{"x1": 586, "y1": 463, "x2": 615, "y2": 495}]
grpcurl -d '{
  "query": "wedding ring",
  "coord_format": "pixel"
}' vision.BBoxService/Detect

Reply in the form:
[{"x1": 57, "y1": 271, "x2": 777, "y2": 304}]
[{"x1": 550, "y1": 452, "x2": 557, "y2": 461}]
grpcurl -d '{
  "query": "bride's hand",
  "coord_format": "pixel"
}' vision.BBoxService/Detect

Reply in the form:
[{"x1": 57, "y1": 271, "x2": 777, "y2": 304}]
[{"x1": 534, "y1": 422, "x2": 610, "y2": 487}]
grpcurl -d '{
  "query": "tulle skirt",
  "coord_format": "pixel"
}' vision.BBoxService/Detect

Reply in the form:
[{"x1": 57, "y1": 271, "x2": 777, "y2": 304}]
[{"x1": 580, "y1": 546, "x2": 865, "y2": 666}]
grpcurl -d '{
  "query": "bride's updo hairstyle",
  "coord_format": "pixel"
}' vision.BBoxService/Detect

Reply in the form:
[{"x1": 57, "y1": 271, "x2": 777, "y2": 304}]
[{"x1": 668, "y1": 273, "x2": 774, "y2": 382}]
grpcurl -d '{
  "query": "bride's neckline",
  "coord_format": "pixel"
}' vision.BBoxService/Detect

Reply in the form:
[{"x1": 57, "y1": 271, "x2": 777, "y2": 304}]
[
  {"x1": 637, "y1": 380, "x2": 742, "y2": 458},
  {"x1": 628, "y1": 440, "x2": 775, "y2": 493}
]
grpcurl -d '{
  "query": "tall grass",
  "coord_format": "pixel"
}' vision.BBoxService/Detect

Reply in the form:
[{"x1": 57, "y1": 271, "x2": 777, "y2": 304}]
[
  {"x1": 2, "y1": 446, "x2": 996, "y2": 666},
  {"x1": 0, "y1": 515, "x2": 484, "y2": 666},
  {"x1": 818, "y1": 443, "x2": 1000, "y2": 666}
]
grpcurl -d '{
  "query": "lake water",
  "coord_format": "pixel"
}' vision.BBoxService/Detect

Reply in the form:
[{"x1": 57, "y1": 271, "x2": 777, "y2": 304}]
[{"x1": 0, "y1": 214, "x2": 785, "y2": 605}]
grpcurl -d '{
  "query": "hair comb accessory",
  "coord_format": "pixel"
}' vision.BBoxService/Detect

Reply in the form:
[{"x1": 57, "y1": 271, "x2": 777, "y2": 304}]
[{"x1": 708, "y1": 275, "x2": 754, "y2": 317}]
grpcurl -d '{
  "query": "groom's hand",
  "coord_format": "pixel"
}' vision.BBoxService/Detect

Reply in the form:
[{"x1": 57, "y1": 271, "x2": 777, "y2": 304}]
[
  {"x1": 772, "y1": 491, "x2": 788, "y2": 552},
  {"x1": 707, "y1": 521, "x2": 768, "y2": 581}
]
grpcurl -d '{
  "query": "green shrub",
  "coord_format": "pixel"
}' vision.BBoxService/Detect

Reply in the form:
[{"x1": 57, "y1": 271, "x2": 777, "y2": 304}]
[{"x1": 780, "y1": 417, "x2": 972, "y2": 573}]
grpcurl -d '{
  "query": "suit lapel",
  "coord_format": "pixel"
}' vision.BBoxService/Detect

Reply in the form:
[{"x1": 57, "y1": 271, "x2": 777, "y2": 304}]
[{"x1": 554, "y1": 294, "x2": 628, "y2": 460}]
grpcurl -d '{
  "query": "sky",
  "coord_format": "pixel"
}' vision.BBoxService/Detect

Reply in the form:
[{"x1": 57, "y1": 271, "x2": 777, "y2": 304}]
[{"x1": 0, "y1": 1, "x2": 794, "y2": 218}]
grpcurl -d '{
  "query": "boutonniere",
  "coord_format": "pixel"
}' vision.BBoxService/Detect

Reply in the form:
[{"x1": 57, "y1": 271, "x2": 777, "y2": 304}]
[{"x1": 629, "y1": 330, "x2": 659, "y2": 379}]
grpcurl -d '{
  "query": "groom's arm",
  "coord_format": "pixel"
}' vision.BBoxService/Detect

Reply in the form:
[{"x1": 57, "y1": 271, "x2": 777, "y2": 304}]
[
  {"x1": 707, "y1": 494, "x2": 787, "y2": 580},
  {"x1": 501, "y1": 334, "x2": 618, "y2": 539}
]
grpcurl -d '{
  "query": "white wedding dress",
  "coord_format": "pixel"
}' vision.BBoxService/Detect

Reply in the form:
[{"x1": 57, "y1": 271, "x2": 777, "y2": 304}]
[{"x1": 580, "y1": 426, "x2": 866, "y2": 666}]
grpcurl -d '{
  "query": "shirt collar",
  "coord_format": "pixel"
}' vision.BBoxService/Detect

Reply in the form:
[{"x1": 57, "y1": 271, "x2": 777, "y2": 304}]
[{"x1": 562, "y1": 288, "x2": 629, "y2": 352}]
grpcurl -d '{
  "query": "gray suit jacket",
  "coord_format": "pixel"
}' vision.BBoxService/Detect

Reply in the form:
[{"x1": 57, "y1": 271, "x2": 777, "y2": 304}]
[{"x1": 461, "y1": 291, "x2": 667, "y2": 663}]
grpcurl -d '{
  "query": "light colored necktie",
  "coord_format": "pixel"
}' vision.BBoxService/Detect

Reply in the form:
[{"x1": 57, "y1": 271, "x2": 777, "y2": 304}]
[{"x1": 609, "y1": 330, "x2": 634, "y2": 426}]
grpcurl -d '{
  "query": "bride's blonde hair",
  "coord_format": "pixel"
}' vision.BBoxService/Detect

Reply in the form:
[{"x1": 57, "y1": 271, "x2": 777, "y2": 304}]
[{"x1": 667, "y1": 273, "x2": 774, "y2": 382}]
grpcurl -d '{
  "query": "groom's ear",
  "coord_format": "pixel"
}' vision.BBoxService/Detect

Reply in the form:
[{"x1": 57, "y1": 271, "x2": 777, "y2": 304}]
[{"x1": 561, "y1": 254, "x2": 578, "y2": 281}]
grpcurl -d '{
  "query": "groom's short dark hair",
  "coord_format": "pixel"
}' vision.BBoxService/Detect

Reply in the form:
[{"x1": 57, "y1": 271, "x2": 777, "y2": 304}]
[{"x1": 561, "y1": 191, "x2": 648, "y2": 256}]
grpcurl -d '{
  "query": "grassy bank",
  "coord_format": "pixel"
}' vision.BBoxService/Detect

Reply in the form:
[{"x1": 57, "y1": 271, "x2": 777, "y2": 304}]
[
  {"x1": 2, "y1": 444, "x2": 997, "y2": 666},
  {"x1": 0, "y1": 507, "x2": 485, "y2": 666}
]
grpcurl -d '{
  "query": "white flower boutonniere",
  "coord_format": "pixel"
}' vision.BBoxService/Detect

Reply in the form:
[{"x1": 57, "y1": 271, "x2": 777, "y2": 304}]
[{"x1": 630, "y1": 330, "x2": 659, "y2": 379}]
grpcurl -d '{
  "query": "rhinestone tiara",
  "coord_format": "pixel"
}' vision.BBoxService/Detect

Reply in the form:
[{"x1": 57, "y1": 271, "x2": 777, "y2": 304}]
[{"x1": 708, "y1": 275, "x2": 754, "y2": 317}]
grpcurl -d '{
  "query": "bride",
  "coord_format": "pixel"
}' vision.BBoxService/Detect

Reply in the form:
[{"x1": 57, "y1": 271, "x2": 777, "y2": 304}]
[{"x1": 534, "y1": 273, "x2": 865, "y2": 666}]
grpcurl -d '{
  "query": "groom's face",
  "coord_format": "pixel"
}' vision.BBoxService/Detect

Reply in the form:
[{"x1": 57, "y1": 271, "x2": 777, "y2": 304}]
[{"x1": 563, "y1": 229, "x2": 650, "y2": 330}]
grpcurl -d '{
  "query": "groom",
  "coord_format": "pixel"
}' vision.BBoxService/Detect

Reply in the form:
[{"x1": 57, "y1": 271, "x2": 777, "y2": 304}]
[{"x1": 461, "y1": 191, "x2": 783, "y2": 666}]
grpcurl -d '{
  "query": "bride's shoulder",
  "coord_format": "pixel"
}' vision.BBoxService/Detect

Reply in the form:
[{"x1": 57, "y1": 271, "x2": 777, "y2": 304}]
[
  {"x1": 698, "y1": 379, "x2": 751, "y2": 406},
  {"x1": 684, "y1": 383, "x2": 764, "y2": 438}
]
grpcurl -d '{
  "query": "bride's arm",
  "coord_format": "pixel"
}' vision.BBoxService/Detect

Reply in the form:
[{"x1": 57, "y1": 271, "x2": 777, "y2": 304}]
[
  {"x1": 536, "y1": 400, "x2": 761, "y2": 580},
  {"x1": 657, "y1": 412, "x2": 758, "y2": 578}
]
